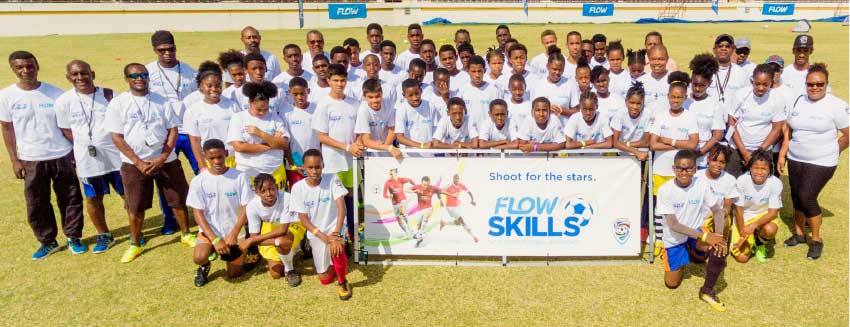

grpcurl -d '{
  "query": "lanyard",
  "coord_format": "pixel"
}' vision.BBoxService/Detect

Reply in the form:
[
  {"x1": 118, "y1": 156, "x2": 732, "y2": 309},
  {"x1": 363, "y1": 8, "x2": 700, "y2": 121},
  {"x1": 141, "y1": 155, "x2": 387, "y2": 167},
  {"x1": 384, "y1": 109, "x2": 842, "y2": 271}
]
[
  {"x1": 130, "y1": 94, "x2": 152, "y2": 129},
  {"x1": 75, "y1": 87, "x2": 97, "y2": 141},
  {"x1": 714, "y1": 66, "x2": 732, "y2": 102},
  {"x1": 157, "y1": 62, "x2": 182, "y2": 99}
]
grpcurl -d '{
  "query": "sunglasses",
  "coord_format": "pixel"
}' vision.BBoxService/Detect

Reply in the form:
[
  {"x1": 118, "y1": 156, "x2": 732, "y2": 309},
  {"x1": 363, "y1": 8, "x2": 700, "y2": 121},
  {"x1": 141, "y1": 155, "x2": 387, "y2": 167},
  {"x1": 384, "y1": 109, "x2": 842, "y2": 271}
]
[
  {"x1": 155, "y1": 47, "x2": 176, "y2": 54},
  {"x1": 126, "y1": 72, "x2": 149, "y2": 80},
  {"x1": 673, "y1": 166, "x2": 696, "y2": 172},
  {"x1": 735, "y1": 48, "x2": 750, "y2": 55},
  {"x1": 308, "y1": 40, "x2": 323, "y2": 44},
  {"x1": 806, "y1": 82, "x2": 826, "y2": 88}
]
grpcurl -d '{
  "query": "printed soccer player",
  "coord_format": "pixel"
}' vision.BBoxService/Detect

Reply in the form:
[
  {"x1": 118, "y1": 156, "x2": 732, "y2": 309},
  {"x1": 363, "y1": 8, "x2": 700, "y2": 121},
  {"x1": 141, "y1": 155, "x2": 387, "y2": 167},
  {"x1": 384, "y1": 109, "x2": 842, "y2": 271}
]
[
  {"x1": 407, "y1": 176, "x2": 442, "y2": 247},
  {"x1": 382, "y1": 169, "x2": 415, "y2": 237},
  {"x1": 440, "y1": 174, "x2": 478, "y2": 243}
]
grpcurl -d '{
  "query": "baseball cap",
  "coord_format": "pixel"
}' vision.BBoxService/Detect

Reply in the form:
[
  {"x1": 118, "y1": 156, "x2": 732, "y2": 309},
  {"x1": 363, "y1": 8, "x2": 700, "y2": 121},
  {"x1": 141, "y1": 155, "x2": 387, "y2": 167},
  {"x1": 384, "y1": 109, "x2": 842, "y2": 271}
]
[
  {"x1": 765, "y1": 55, "x2": 784, "y2": 68},
  {"x1": 714, "y1": 34, "x2": 734, "y2": 46},
  {"x1": 734, "y1": 37, "x2": 751, "y2": 49},
  {"x1": 793, "y1": 34, "x2": 813, "y2": 49}
]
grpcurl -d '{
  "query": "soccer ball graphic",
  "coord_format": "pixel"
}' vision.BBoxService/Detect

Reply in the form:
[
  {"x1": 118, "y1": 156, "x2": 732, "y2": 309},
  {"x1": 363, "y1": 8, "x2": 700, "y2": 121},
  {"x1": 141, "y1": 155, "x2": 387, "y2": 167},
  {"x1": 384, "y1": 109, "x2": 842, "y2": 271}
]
[{"x1": 563, "y1": 196, "x2": 595, "y2": 227}]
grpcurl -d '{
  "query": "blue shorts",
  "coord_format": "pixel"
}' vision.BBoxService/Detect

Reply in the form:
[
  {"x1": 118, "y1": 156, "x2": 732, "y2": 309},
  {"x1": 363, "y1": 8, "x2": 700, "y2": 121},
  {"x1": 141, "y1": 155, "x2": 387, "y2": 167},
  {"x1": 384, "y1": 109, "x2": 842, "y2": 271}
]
[
  {"x1": 662, "y1": 228, "x2": 702, "y2": 272},
  {"x1": 80, "y1": 171, "x2": 124, "y2": 198}
]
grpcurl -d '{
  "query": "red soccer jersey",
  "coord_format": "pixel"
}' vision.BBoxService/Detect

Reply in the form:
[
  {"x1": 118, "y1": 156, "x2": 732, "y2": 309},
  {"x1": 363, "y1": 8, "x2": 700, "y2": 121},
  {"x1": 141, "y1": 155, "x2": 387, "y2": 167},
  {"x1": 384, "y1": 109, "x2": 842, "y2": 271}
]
[
  {"x1": 442, "y1": 183, "x2": 468, "y2": 207},
  {"x1": 383, "y1": 177, "x2": 413, "y2": 205},
  {"x1": 411, "y1": 184, "x2": 440, "y2": 209}
]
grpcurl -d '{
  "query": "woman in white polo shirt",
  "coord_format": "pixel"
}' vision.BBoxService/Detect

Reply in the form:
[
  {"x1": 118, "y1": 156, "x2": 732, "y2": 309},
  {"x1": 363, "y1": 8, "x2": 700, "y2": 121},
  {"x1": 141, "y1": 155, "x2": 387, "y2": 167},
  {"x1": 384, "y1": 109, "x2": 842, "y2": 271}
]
[{"x1": 778, "y1": 63, "x2": 849, "y2": 260}]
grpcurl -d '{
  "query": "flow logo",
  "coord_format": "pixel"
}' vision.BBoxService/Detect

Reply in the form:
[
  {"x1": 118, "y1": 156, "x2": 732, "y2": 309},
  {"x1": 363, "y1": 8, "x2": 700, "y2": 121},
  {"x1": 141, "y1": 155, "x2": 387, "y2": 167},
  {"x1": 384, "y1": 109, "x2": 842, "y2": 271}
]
[
  {"x1": 582, "y1": 4, "x2": 614, "y2": 17},
  {"x1": 488, "y1": 195, "x2": 595, "y2": 237},
  {"x1": 329, "y1": 4, "x2": 367, "y2": 19},
  {"x1": 762, "y1": 3, "x2": 794, "y2": 15}
]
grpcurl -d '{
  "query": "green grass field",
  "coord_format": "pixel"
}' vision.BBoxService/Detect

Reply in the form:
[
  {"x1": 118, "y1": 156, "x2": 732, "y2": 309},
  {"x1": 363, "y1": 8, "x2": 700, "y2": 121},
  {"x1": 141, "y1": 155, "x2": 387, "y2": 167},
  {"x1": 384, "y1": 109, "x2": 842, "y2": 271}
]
[{"x1": 0, "y1": 22, "x2": 847, "y2": 325}]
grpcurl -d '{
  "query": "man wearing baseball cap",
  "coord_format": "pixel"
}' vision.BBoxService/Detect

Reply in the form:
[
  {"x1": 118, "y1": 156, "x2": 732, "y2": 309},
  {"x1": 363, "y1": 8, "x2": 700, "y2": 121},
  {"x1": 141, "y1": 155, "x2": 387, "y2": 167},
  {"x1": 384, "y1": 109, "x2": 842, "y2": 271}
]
[
  {"x1": 734, "y1": 36, "x2": 755, "y2": 77},
  {"x1": 780, "y1": 34, "x2": 816, "y2": 95},
  {"x1": 707, "y1": 34, "x2": 748, "y2": 104}
]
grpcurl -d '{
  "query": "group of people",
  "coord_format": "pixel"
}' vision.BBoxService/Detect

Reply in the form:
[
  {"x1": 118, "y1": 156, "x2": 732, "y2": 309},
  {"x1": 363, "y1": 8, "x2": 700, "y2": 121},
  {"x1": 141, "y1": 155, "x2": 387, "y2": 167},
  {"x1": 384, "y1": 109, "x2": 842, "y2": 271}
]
[{"x1": 1, "y1": 23, "x2": 846, "y2": 307}]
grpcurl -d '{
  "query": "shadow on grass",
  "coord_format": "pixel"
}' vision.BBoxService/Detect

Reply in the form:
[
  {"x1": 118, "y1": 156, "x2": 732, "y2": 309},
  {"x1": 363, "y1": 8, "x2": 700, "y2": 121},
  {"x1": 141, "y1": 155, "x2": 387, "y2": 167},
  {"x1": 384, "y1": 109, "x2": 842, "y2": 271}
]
[{"x1": 682, "y1": 261, "x2": 728, "y2": 294}]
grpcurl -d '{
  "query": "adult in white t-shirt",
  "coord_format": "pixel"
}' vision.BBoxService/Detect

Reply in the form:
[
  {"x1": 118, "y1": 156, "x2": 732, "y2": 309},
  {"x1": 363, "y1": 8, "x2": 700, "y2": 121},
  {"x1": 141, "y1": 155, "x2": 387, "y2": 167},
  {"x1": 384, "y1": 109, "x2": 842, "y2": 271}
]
[
  {"x1": 302, "y1": 30, "x2": 330, "y2": 75},
  {"x1": 0, "y1": 52, "x2": 84, "y2": 259},
  {"x1": 777, "y1": 65, "x2": 848, "y2": 258},
  {"x1": 55, "y1": 60, "x2": 123, "y2": 252},
  {"x1": 726, "y1": 68, "x2": 786, "y2": 177},
  {"x1": 105, "y1": 63, "x2": 194, "y2": 261}
]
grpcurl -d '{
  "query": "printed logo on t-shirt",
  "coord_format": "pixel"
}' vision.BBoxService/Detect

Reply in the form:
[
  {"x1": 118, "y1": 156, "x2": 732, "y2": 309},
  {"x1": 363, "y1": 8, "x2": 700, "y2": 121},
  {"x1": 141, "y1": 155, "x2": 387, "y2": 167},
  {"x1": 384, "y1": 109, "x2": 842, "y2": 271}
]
[
  {"x1": 11, "y1": 103, "x2": 28, "y2": 111},
  {"x1": 672, "y1": 202, "x2": 684, "y2": 209},
  {"x1": 38, "y1": 103, "x2": 54, "y2": 109},
  {"x1": 225, "y1": 191, "x2": 238, "y2": 197},
  {"x1": 688, "y1": 199, "x2": 700, "y2": 205},
  {"x1": 290, "y1": 119, "x2": 306, "y2": 126},
  {"x1": 319, "y1": 196, "x2": 331, "y2": 203},
  {"x1": 744, "y1": 195, "x2": 753, "y2": 201},
  {"x1": 303, "y1": 200, "x2": 316, "y2": 208},
  {"x1": 206, "y1": 192, "x2": 216, "y2": 199},
  {"x1": 677, "y1": 127, "x2": 689, "y2": 134},
  {"x1": 329, "y1": 114, "x2": 342, "y2": 122}
]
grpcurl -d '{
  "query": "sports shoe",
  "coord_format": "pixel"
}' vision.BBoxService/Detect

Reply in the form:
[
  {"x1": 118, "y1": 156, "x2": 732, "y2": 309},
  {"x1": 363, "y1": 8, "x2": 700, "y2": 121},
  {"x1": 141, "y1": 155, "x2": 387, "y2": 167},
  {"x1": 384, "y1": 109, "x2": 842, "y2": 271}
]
[
  {"x1": 783, "y1": 234, "x2": 806, "y2": 247},
  {"x1": 337, "y1": 280, "x2": 352, "y2": 301},
  {"x1": 120, "y1": 244, "x2": 144, "y2": 263},
  {"x1": 285, "y1": 270, "x2": 302, "y2": 287},
  {"x1": 699, "y1": 292, "x2": 727, "y2": 312},
  {"x1": 243, "y1": 246, "x2": 260, "y2": 272},
  {"x1": 92, "y1": 233, "x2": 115, "y2": 254},
  {"x1": 67, "y1": 237, "x2": 87, "y2": 254},
  {"x1": 807, "y1": 240, "x2": 824, "y2": 260},
  {"x1": 180, "y1": 233, "x2": 197, "y2": 248},
  {"x1": 194, "y1": 264, "x2": 210, "y2": 287},
  {"x1": 754, "y1": 244, "x2": 767, "y2": 263},
  {"x1": 31, "y1": 242, "x2": 60, "y2": 260},
  {"x1": 160, "y1": 216, "x2": 178, "y2": 235},
  {"x1": 654, "y1": 240, "x2": 664, "y2": 257}
]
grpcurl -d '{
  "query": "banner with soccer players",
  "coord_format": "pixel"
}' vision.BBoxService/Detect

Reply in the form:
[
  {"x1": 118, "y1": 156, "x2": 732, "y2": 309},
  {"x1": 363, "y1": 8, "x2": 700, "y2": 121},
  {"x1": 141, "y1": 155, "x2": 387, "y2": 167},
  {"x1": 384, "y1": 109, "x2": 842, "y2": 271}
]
[{"x1": 361, "y1": 153, "x2": 643, "y2": 257}]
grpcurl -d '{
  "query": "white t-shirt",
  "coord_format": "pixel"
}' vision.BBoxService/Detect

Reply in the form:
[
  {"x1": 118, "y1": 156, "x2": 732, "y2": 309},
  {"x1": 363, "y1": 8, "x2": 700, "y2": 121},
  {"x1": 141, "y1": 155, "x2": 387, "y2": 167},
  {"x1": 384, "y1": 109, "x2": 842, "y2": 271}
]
[
  {"x1": 728, "y1": 88, "x2": 787, "y2": 150},
  {"x1": 301, "y1": 51, "x2": 330, "y2": 75},
  {"x1": 354, "y1": 100, "x2": 396, "y2": 143},
  {"x1": 484, "y1": 73, "x2": 504, "y2": 95},
  {"x1": 0, "y1": 83, "x2": 72, "y2": 161},
  {"x1": 145, "y1": 60, "x2": 197, "y2": 103},
  {"x1": 657, "y1": 177, "x2": 718, "y2": 247},
  {"x1": 610, "y1": 107, "x2": 651, "y2": 143},
  {"x1": 505, "y1": 96, "x2": 532, "y2": 136},
  {"x1": 183, "y1": 98, "x2": 239, "y2": 154},
  {"x1": 477, "y1": 117, "x2": 512, "y2": 142},
  {"x1": 359, "y1": 49, "x2": 381, "y2": 64},
  {"x1": 734, "y1": 174, "x2": 783, "y2": 223},
  {"x1": 55, "y1": 88, "x2": 121, "y2": 177},
  {"x1": 516, "y1": 115, "x2": 566, "y2": 144},
  {"x1": 448, "y1": 71, "x2": 471, "y2": 94},
  {"x1": 229, "y1": 84, "x2": 287, "y2": 114},
  {"x1": 312, "y1": 96, "x2": 359, "y2": 173},
  {"x1": 290, "y1": 174, "x2": 349, "y2": 240},
  {"x1": 225, "y1": 109, "x2": 289, "y2": 175},
  {"x1": 280, "y1": 102, "x2": 318, "y2": 164},
  {"x1": 496, "y1": 70, "x2": 534, "y2": 98},
  {"x1": 561, "y1": 61, "x2": 578, "y2": 81},
  {"x1": 649, "y1": 109, "x2": 699, "y2": 176},
  {"x1": 609, "y1": 69, "x2": 632, "y2": 99},
  {"x1": 181, "y1": 90, "x2": 203, "y2": 109},
  {"x1": 379, "y1": 66, "x2": 406, "y2": 89},
  {"x1": 780, "y1": 65, "x2": 808, "y2": 97},
  {"x1": 590, "y1": 58, "x2": 610, "y2": 70},
  {"x1": 564, "y1": 112, "x2": 612, "y2": 143},
  {"x1": 394, "y1": 100, "x2": 440, "y2": 146},
  {"x1": 457, "y1": 81, "x2": 501, "y2": 129},
  {"x1": 186, "y1": 169, "x2": 253, "y2": 238},
  {"x1": 529, "y1": 76, "x2": 578, "y2": 116},
  {"x1": 787, "y1": 94, "x2": 850, "y2": 167},
  {"x1": 104, "y1": 92, "x2": 179, "y2": 164},
  {"x1": 637, "y1": 72, "x2": 670, "y2": 109},
  {"x1": 707, "y1": 64, "x2": 749, "y2": 103},
  {"x1": 738, "y1": 61, "x2": 756, "y2": 79},
  {"x1": 271, "y1": 69, "x2": 314, "y2": 90},
  {"x1": 694, "y1": 169, "x2": 739, "y2": 204},
  {"x1": 529, "y1": 53, "x2": 548, "y2": 77},
  {"x1": 246, "y1": 190, "x2": 297, "y2": 234},
  {"x1": 433, "y1": 115, "x2": 478, "y2": 144},
  {"x1": 420, "y1": 86, "x2": 453, "y2": 120},
  {"x1": 597, "y1": 93, "x2": 626, "y2": 124},
  {"x1": 394, "y1": 49, "x2": 421, "y2": 73},
  {"x1": 684, "y1": 95, "x2": 725, "y2": 167}
]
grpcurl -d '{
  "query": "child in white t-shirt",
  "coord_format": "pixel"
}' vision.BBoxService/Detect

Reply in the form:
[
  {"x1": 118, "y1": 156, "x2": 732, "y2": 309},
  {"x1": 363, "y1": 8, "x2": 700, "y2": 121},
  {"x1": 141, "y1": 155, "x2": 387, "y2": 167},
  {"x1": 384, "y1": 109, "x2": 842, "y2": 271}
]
[
  {"x1": 226, "y1": 81, "x2": 290, "y2": 184},
  {"x1": 279, "y1": 76, "x2": 317, "y2": 189},
  {"x1": 476, "y1": 99, "x2": 517, "y2": 149},
  {"x1": 591, "y1": 66, "x2": 627, "y2": 123},
  {"x1": 432, "y1": 98, "x2": 478, "y2": 149},
  {"x1": 611, "y1": 81, "x2": 650, "y2": 160},
  {"x1": 504, "y1": 74, "x2": 532, "y2": 136},
  {"x1": 183, "y1": 62, "x2": 240, "y2": 171},
  {"x1": 395, "y1": 80, "x2": 439, "y2": 149},
  {"x1": 187, "y1": 139, "x2": 253, "y2": 286},
  {"x1": 563, "y1": 92, "x2": 613, "y2": 150},
  {"x1": 354, "y1": 79, "x2": 402, "y2": 159},
  {"x1": 457, "y1": 56, "x2": 501, "y2": 129},
  {"x1": 731, "y1": 149, "x2": 782, "y2": 264},
  {"x1": 517, "y1": 97, "x2": 566, "y2": 152},
  {"x1": 290, "y1": 150, "x2": 352, "y2": 300}
]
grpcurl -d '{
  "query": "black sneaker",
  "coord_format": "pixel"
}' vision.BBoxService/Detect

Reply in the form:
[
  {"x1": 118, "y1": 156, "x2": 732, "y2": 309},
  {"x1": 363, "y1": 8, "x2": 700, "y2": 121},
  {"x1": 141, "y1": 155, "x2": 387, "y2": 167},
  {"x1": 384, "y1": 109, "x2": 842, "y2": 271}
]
[
  {"x1": 194, "y1": 264, "x2": 210, "y2": 287},
  {"x1": 783, "y1": 234, "x2": 806, "y2": 247},
  {"x1": 337, "y1": 280, "x2": 352, "y2": 301},
  {"x1": 807, "y1": 240, "x2": 824, "y2": 260},
  {"x1": 285, "y1": 270, "x2": 302, "y2": 287}
]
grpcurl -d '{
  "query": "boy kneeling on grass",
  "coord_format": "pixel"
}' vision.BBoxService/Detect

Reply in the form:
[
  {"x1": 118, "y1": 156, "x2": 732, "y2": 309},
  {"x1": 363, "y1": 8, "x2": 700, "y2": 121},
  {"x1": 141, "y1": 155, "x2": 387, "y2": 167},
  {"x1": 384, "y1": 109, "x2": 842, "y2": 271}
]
[
  {"x1": 291, "y1": 149, "x2": 352, "y2": 300},
  {"x1": 187, "y1": 139, "x2": 253, "y2": 287}
]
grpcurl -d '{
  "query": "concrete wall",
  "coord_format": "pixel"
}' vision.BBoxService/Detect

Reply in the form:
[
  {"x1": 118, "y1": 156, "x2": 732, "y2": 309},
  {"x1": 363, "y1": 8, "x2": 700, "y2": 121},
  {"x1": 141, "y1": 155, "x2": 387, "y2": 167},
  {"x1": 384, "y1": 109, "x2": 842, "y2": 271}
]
[{"x1": 0, "y1": 1, "x2": 845, "y2": 36}]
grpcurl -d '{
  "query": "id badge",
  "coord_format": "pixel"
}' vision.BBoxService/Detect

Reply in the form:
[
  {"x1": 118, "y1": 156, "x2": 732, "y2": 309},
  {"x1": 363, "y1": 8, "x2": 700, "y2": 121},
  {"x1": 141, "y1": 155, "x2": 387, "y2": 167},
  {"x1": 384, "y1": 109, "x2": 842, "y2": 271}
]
[{"x1": 145, "y1": 129, "x2": 159, "y2": 147}]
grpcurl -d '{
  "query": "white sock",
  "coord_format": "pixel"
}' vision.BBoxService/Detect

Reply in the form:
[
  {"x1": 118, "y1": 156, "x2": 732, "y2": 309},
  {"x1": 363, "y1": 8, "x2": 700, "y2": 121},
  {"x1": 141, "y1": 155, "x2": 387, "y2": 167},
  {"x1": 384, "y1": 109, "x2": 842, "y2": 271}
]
[{"x1": 279, "y1": 250, "x2": 296, "y2": 273}]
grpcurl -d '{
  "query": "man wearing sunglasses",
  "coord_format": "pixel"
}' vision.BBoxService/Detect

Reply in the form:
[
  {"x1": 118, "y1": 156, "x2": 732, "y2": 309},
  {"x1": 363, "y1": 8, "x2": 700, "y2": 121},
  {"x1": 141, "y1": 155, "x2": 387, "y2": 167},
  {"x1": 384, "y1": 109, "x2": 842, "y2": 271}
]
[
  {"x1": 145, "y1": 30, "x2": 199, "y2": 236},
  {"x1": 105, "y1": 63, "x2": 196, "y2": 263},
  {"x1": 733, "y1": 37, "x2": 756, "y2": 78},
  {"x1": 0, "y1": 51, "x2": 84, "y2": 260},
  {"x1": 707, "y1": 34, "x2": 748, "y2": 104},
  {"x1": 301, "y1": 30, "x2": 329, "y2": 75},
  {"x1": 780, "y1": 34, "x2": 829, "y2": 96}
]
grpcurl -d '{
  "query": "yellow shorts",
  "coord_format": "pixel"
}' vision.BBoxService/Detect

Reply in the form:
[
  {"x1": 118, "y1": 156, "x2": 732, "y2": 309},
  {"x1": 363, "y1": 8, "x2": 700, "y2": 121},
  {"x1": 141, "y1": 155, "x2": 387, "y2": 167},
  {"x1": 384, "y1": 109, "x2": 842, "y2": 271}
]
[
  {"x1": 652, "y1": 174, "x2": 675, "y2": 196},
  {"x1": 702, "y1": 213, "x2": 732, "y2": 236},
  {"x1": 258, "y1": 221, "x2": 306, "y2": 261},
  {"x1": 730, "y1": 212, "x2": 777, "y2": 257},
  {"x1": 248, "y1": 164, "x2": 288, "y2": 188},
  {"x1": 205, "y1": 156, "x2": 237, "y2": 169},
  {"x1": 337, "y1": 169, "x2": 354, "y2": 189}
]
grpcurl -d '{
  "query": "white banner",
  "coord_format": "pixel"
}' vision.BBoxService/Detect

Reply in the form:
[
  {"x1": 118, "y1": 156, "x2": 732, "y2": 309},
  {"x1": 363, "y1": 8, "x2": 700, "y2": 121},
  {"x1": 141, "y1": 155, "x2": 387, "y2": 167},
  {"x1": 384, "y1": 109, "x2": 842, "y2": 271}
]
[{"x1": 361, "y1": 153, "x2": 642, "y2": 257}]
